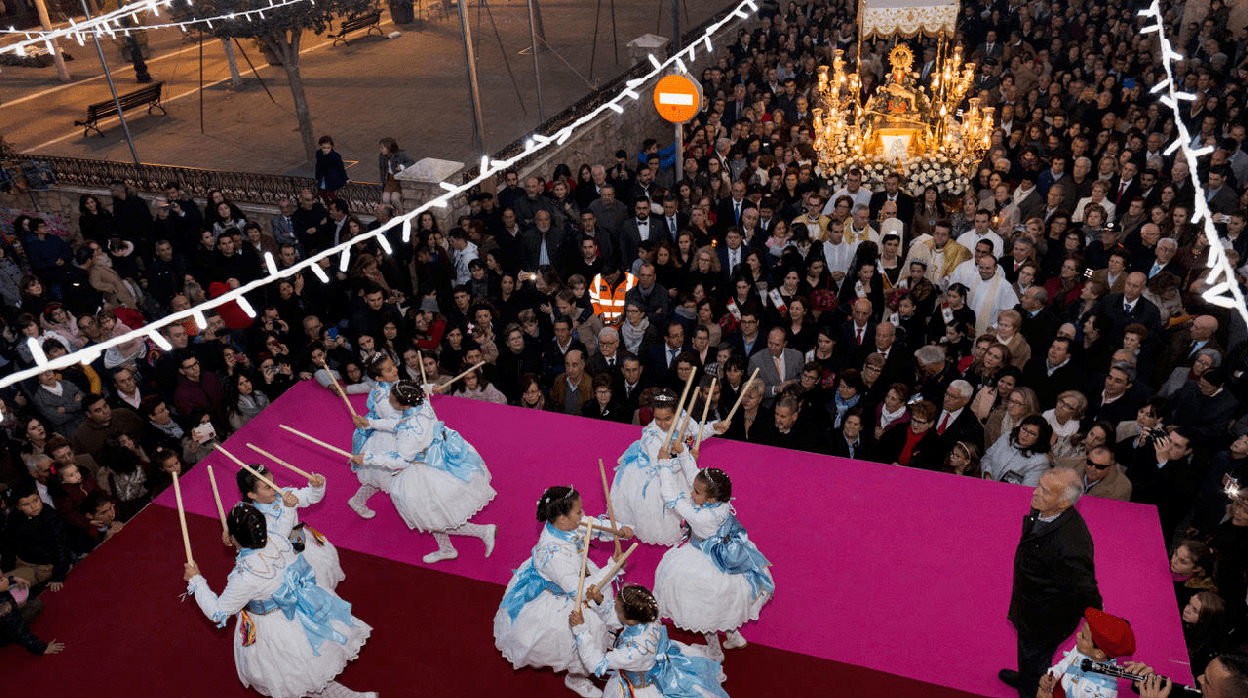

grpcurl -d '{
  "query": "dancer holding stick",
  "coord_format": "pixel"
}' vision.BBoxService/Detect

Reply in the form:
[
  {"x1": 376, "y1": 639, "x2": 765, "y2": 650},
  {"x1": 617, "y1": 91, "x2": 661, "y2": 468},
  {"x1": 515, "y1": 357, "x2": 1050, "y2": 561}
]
[
  {"x1": 183, "y1": 504, "x2": 376, "y2": 698},
  {"x1": 347, "y1": 354, "x2": 403, "y2": 519},
  {"x1": 236, "y1": 462, "x2": 344, "y2": 590},
  {"x1": 347, "y1": 380, "x2": 497, "y2": 563},
  {"x1": 494, "y1": 485, "x2": 634, "y2": 698},
  {"x1": 216, "y1": 444, "x2": 284, "y2": 493}
]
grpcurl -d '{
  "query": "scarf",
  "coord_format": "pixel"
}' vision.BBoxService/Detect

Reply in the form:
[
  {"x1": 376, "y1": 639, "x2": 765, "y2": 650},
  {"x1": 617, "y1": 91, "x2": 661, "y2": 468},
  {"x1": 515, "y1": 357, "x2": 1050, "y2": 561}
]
[
  {"x1": 879, "y1": 403, "x2": 906, "y2": 429},
  {"x1": 621, "y1": 317, "x2": 650, "y2": 354},
  {"x1": 833, "y1": 392, "x2": 860, "y2": 427}
]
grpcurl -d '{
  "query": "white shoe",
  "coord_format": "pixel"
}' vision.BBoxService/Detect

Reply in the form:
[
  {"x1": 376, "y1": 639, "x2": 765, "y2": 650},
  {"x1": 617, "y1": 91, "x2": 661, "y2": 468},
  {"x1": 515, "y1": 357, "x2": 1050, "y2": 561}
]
[
  {"x1": 723, "y1": 629, "x2": 747, "y2": 649},
  {"x1": 482, "y1": 524, "x2": 497, "y2": 558},
  {"x1": 422, "y1": 548, "x2": 458, "y2": 564},
  {"x1": 348, "y1": 498, "x2": 376, "y2": 519},
  {"x1": 704, "y1": 633, "x2": 724, "y2": 660},
  {"x1": 564, "y1": 675, "x2": 602, "y2": 698}
]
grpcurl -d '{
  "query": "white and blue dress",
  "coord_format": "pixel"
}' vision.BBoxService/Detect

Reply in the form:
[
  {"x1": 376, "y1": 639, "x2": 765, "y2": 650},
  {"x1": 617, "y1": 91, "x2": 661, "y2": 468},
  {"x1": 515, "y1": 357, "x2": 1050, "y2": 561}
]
[
  {"x1": 186, "y1": 537, "x2": 371, "y2": 698},
  {"x1": 573, "y1": 595, "x2": 729, "y2": 698},
  {"x1": 652, "y1": 477, "x2": 774, "y2": 633},
  {"x1": 252, "y1": 481, "x2": 344, "y2": 590},
  {"x1": 351, "y1": 381, "x2": 400, "y2": 492},
  {"x1": 357, "y1": 402, "x2": 496, "y2": 531},
  {"x1": 494, "y1": 520, "x2": 617, "y2": 673},
  {"x1": 613, "y1": 415, "x2": 719, "y2": 545}
]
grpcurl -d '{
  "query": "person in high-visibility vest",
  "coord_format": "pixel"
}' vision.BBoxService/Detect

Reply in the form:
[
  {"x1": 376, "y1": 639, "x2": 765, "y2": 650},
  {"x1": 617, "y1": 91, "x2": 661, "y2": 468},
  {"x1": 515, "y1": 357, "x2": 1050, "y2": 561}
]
[{"x1": 589, "y1": 265, "x2": 636, "y2": 324}]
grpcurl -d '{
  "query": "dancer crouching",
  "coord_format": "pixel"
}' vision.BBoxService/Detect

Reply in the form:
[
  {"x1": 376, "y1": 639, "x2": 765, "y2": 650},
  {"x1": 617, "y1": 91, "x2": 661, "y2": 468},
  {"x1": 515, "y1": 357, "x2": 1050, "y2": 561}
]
[
  {"x1": 237, "y1": 464, "x2": 344, "y2": 590},
  {"x1": 183, "y1": 504, "x2": 374, "y2": 698},
  {"x1": 348, "y1": 380, "x2": 496, "y2": 563},
  {"x1": 494, "y1": 485, "x2": 635, "y2": 698},
  {"x1": 612, "y1": 391, "x2": 727, "y2": 545},
  {"x1": 653, "y1": 468, "x2": 773, "y2": 659},
  {"x1": 570, "y1": 584, "x2": 729, "y2": 698}
]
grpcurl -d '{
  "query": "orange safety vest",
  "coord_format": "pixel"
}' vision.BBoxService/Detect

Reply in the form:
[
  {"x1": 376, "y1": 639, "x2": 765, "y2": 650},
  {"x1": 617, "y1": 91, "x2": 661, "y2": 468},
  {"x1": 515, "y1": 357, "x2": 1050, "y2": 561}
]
[{"x1": 589, "y1": 272, "x2": 636, "y2": 323}]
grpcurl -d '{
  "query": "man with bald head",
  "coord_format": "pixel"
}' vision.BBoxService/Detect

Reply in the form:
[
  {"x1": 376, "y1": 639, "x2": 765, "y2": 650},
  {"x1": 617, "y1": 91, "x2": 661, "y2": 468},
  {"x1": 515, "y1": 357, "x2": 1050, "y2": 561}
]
[
  {"x1": 1097, "y1": 271, "x2": 1161, "y2": 345},
  {"x1": 748, "y1": 327, "x2": 803, "y2": 404},
  {"x1": 1158, "y1": 314, "x2": 1223, "y2": 384},
  {"x1": 837, "y1": 298, "x2": 877, "y2": 357},
  {"x1": 857, "y1": 320, "x2": 909, "y2": 384},
  {"x1": 1000, "y1": 466, "x2": 1102, "y2": 698}
]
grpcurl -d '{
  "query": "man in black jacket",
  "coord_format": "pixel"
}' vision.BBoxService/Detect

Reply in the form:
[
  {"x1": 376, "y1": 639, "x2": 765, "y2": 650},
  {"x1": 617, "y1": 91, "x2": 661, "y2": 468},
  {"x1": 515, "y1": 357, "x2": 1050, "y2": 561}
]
[
  {"x1": 1, "y1": 482, "x2": 72, "y2": 591},
  {"x1": 1001, "y1": 467, "x2": 1102, "y2": 698}
]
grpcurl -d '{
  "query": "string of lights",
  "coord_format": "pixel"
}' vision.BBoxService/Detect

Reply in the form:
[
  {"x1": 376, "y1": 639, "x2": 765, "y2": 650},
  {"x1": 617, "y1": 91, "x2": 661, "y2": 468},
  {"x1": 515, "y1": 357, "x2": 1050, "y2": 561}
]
[
  {"x1": 0, "y1": 0, "x2": 760, "y2": 390},
  {"x1": 1138, "y1": 0, "x2": 1248, "y2": 325},
  {"x1": 0, "y1": 0, "x2": 308, "y2": 57}
]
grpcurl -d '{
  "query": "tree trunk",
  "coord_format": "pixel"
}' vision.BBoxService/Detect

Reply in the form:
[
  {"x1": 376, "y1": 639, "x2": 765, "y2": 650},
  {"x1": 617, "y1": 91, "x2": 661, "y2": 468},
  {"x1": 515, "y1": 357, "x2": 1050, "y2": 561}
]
[
  {"x1": 220, "y1": 38, "x2": 244, "y2": 88},
  {"x1": 266, "y1": 29, "x2": 317, "y2": 172},
  {"x1": 32, "y1": 0, "x2": 70, "y2": 82}
]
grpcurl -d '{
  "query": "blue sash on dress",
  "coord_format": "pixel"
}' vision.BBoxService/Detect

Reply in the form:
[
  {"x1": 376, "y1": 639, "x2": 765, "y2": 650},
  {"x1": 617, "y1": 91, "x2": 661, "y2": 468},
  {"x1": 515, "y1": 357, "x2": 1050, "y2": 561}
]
[
  {"x1": 351, "y1": 382, "x2": 393, "y2": 457},
  {"x1": 498, "y1": 524, "x2": 578, "y2": 621},
  {"x1": 245, "y1": 556, "x2": 355, "y2": 655},
  {"x1": 422, "y1": 422, "x2": 486, "y2": 482},
  {"x1": 691, "y1": 514, "x2": 774, "y2": 599},
  {"x1": 618, "y1": 624, "x2": 728, "y2": 698}
]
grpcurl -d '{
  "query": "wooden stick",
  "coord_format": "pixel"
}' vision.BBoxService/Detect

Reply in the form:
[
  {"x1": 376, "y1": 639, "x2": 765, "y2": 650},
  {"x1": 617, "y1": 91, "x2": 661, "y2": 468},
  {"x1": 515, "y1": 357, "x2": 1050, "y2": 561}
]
[
  {"x1": 215, "y1": 444, "x2": 282, "y2": 493},
  {"x1": 280, "y1": 424, "x2": 353, "y2": 458},
  {"x1": 662, "y1": 369, "x2": 697, "y2": 452},
  {"x1": 722, "y1": 367, "x2": 761, "y2": 424},
  {"x1": 575, "y1": 519, "x2": 594, "y2": 607},
  {"x1": 206, "y1": 465, "x2": 227, "y2": 534},
  {"x1": 599, "y1": 458, "x2": 622, "y2": 557},
  {"x1": 694, "y1": 377, "x2": 718, "y2": 453},
  {"x1": 417, "y1": 350, "x2": 429, "y2": 387},
  {"x1": 246, "y1": 443, "x2": 315, "y2": 481},
  {"x1": 171, "y1": 469, "x2": 195, "y2": 565},
  {"x1": 577, "y1": 519, "x2": 628, "y2": 537},
  {"x1": 432, "y1": 361, "x2": 486, "y2": 394},
  {"x1": 319, "y1": 359, "x2": 358, "y2": 417},
  {"x1": 595, "y1": 541, "x2": 640, "y2": 588}
]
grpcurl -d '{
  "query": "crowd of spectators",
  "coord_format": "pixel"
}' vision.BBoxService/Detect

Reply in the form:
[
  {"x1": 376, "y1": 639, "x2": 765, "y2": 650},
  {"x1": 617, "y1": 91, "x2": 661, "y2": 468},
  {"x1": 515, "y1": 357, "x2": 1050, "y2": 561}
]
[{"x1": 2, "y1": 0, "x2": 1248, "y2": 678}]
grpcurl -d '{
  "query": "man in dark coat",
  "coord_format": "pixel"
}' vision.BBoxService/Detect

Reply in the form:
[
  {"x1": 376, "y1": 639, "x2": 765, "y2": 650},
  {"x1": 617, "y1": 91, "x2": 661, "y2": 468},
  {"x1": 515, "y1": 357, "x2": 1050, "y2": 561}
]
[{"x1": 1000, "y1": 467, "x2": 1102, "y2": 698}]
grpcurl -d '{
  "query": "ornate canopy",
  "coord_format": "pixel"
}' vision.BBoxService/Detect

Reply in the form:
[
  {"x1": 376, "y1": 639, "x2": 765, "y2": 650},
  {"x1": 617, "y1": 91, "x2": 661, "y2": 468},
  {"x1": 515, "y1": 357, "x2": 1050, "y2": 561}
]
[{"x1": 859, "y1": 0, "x2": 959, "y2": 39}]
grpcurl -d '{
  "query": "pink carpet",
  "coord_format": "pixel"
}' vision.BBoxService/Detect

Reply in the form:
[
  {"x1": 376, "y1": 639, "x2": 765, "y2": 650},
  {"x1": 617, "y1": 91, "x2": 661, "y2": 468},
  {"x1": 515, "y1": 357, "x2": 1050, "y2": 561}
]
[{"x1": 156, "y1": 381, "x2": 1191, "y2": 697}]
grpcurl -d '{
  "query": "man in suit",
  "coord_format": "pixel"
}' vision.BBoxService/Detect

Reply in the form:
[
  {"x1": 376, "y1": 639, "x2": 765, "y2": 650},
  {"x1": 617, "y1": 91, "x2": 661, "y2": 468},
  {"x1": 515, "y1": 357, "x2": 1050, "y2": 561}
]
[
  {"x1": 646, "y1": 321, "x2": 689, "y2": 383},
  {"x1": 838, "y1": 298, "x2": 877, "y2": 358},
  {"x1": 623, "y1": 262, "x2": 669, "y2": 326},
  {"x1": 999, "y1": 467, "x2": 1102, "y2": 698},
  {"x1": 1141, "y1": 236, "x2": 1184, "y2": 280},
  {"x1": 1206, "y1": 166, "x2": 1240, "y2": 216},
  {"x1": 723, "y1": 309, "x2": 765, "y2": 359},
  {"x1": 618, "y1": 197, "x2": 669, "y2": 267},
  {"x1": 1086, "y1": 362, "x2": 1149, "y2": 426},
  {"x1": 1109, "y1": 160, "x2": 1142, "y2": 212},
  {"x1": 715, "y1": 180, "x2": 755, "y2": 234},
  {"x1": 974, "y1": 29, "x2": 1005, "y2": 63},
  {"x1": 1096, "y1": 272, "x2": 1162, "y2": 346},
  {"x1": 747, "y1": 327, "x2": 803, "y2": 404},
  {"x1": 587, "y1": 185, "x2": 628, "y2": 249},
  {"x1": 540, "y1": 316, "x2": 587, "y2": 386},
  {"x1": 717, "y1": 227, "x2": 749, "y2": 285},
  {"x1": 868, "y1": 172, "x2": 915, "y2": 224},
  {"x1": 1016, "y1": 287, "x2": 1061, "y2": 353},
  {"x1": 1158, "y1": 314, "x2": 1223, "y2": 382},
  {"x1": 1021, "y1": 337, "x2": 1087, "y2": 410},
  {"x1": 586, "y1": 326, "x2": 625, "y2": 379},
  {"x1": 935, "y1": 379, "x2": 984, "y2": 451},
  {"x1": 270, "y1": 197, "x2": 300, "y2": 252},
  {"x1": 762, "y1": 393, "x2": 826, "y2": 452},
  {"x1": 855, "y1": 321, "x2": 909, "y2": 386},
  {"x1": 658, "y1": 195, "x2": 687, "y2": 242},
  {"x1": 519, "y1": 210, "x2": 570, "y2": 271},
  {"x1": 549, "y1": 348, "x2": 593, "y2": 415},
  {"x1": 614, "y1": 353, "x2": 653, "y2": 417}
]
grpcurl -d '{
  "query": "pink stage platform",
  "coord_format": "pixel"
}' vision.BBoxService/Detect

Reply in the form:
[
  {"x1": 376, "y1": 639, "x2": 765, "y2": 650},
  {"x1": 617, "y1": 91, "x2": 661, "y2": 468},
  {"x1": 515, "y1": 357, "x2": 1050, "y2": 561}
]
[{"x1": 157, "y1": 381, "x2": 1192, "y2": 697}]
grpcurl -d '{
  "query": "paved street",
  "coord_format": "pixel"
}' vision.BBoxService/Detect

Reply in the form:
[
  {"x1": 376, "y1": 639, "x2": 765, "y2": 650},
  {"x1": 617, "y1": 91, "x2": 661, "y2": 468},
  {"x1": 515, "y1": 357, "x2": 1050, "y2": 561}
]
[{"x1": 1, "y1": 0, "x2": 730, "y2": 180}]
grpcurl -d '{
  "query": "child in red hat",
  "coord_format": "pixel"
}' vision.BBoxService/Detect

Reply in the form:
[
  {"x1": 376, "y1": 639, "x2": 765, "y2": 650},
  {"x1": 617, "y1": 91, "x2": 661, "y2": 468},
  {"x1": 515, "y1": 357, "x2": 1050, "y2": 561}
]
[{"x1": 1038, "y1": 607, "x2": 1145, "y2": 698}]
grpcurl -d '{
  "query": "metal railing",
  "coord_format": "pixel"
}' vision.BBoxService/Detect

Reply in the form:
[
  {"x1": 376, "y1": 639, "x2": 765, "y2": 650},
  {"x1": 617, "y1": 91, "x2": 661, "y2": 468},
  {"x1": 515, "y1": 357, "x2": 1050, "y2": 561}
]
[{"x1": 22, "y1": 154, "x2": 383, "y2": 213}]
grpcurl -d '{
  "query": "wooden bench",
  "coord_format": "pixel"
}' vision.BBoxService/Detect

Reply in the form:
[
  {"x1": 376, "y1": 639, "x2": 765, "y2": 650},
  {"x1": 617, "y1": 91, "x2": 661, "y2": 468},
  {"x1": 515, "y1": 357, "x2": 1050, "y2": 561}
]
[
  {"x1": 330, "y1": 11, "x2": 383, "y2": 46},
  {"x1": 74, "y1": 81, "x2": 167, "y2": 138}
]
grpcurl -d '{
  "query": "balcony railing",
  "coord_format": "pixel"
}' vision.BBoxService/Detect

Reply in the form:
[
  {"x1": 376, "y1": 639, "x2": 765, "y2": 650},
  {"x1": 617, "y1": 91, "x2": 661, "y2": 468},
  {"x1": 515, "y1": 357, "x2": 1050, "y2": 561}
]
[{"x1": 22, "y1": 155, "x2": 383, "y2": 214}]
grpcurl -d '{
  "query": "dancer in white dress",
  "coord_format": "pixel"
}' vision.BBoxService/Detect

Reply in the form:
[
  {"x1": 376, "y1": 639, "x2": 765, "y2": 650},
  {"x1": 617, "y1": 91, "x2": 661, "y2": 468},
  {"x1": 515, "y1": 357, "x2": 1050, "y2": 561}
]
[
  {"x1": 612, "y1": 391, "x2": 727, "y2": 545},
  {"x1": 347, "y1": 354, "x2": 402, "y2": 519},
  {"x1": 183, "y1": 504, "x2": 374, "y2": 698},
  {"x1": 349, "y1": 380, "x2": 497, "y2": 563},
  {"x1": 237, "y1": 464, "x2": 344, "y2": 590},
  {"x1": 569, "y1": 584, "x2": 729, "y2": 698},
  {"x1": 653, "y1": 468, "x2": 774, "y2": 658},
  {"x1": 494, "y1": 485, "x2": 635, "y2": 698}
]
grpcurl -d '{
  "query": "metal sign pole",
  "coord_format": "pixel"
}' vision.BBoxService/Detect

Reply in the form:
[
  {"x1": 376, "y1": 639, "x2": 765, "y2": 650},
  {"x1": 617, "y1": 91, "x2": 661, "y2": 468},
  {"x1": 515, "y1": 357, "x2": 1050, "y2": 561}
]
[{"x1": 80, "y1": 0, "x2": 140, "y2": 165}]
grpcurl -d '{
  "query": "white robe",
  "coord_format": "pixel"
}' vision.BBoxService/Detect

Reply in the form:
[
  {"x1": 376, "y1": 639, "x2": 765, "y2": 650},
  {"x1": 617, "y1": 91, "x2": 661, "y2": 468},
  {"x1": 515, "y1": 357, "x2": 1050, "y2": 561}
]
[{"x1": 968, "y1": 268, "x2": 1018, "y2": 335}]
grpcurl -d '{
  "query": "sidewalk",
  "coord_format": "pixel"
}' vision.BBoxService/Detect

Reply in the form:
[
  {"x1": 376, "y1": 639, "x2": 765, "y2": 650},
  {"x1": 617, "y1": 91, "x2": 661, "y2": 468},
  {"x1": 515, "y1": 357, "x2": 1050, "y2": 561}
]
[{"x1": 0, "y1": 0, "x2": 731, "y2": 182}]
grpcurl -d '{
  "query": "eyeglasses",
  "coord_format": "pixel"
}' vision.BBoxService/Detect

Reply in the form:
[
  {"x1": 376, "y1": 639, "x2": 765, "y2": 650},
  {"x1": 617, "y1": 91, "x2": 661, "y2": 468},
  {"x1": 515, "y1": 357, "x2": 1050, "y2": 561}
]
[
  {"x1": 1058, "y1": 400, "x2": 1078, "y2": 411},
  {"x1": 911, "y1": 418, "x2": 933, "y2": 425},
  {"x1": 1086, "y1": 458, "x2": 1112, "y2": 470},
  {"x1": 1007, "y1": 398, "x2": 1025, "y2": 406},
  {"x1": 1020, "y1": 426, "x2": 1041, "y2": 437}
]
